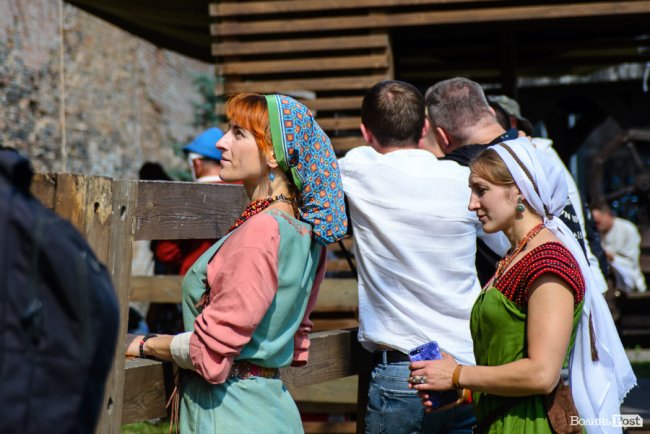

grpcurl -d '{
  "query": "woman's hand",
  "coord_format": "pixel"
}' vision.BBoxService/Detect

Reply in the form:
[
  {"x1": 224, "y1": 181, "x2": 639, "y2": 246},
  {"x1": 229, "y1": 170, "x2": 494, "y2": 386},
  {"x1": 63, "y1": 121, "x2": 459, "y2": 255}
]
[
  {"x1": 408, "y1": 351, "x2": 458, "y2": 391},
  {"x1": 416, "y1": 390, "x2": 466, "y2": 413},
  {"x1": 125, "y1": 334, "x2": 144, "y2": 358}
]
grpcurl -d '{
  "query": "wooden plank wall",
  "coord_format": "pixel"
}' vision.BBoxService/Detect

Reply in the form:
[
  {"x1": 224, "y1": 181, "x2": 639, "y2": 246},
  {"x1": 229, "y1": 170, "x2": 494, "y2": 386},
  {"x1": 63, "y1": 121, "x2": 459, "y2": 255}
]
[
  {"x1": 210, "y1": 0, "x2": 650, "y2": 155},
  {"x1": 210, "y1": 1, "x2": 395, "y2": 154}
]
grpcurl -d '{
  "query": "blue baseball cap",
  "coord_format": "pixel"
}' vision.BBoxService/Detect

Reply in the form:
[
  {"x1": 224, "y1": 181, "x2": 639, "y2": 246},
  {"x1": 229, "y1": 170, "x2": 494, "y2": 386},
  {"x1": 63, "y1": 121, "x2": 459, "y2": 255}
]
[{"x1": 183, "y1": 128, "x2": 224, "y2": 161}]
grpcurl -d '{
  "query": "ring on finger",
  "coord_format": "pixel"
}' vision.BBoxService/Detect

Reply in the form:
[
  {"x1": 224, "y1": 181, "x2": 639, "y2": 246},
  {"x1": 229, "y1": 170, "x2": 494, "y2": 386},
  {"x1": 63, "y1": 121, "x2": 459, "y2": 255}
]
[{"x1": 410, "y1": 375, "x2": 427, "y2": 384}]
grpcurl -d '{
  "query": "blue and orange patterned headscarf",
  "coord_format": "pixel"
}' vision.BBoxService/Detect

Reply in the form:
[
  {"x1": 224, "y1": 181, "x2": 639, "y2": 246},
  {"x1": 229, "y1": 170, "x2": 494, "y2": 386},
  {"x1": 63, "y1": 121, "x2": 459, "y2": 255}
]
[{"x1": 265, "y1": 94, "x2": 347, "y2": 246}]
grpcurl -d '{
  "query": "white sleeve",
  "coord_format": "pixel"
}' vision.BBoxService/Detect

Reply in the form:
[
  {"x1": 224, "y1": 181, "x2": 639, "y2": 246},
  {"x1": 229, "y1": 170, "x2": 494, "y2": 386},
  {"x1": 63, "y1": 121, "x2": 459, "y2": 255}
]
[{"x1": 170, "y1": 332, "x2": 196, "y2": 371}]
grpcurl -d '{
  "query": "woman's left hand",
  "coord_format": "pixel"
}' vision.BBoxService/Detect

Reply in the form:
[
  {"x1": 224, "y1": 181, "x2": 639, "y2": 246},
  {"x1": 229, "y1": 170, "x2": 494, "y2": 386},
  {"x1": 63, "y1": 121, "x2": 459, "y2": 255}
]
[{"x1": 408, "y1": 351, "x2": 458, "y2": 391}]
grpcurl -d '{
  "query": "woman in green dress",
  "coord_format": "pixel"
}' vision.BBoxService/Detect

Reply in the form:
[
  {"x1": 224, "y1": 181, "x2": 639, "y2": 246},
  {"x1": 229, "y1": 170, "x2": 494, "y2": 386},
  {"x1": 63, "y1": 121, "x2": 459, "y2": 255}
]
[
  {"x1": 126, "y1": 93, "x2": 347, "y2": 433},
  {"x1": 409, "y1": 137, "x2": 635, "y2": 433}
]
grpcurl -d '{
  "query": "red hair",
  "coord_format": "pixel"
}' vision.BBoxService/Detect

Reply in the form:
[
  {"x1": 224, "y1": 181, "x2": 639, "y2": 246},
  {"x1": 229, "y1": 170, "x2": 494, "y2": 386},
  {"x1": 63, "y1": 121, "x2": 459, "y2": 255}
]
[{"x1": 225, "y1": 93, "x2": 273, "y2": 154}]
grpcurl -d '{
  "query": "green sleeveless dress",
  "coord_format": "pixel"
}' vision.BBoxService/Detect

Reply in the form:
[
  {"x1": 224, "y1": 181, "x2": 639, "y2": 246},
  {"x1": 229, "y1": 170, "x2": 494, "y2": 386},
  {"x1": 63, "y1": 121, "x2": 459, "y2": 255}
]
[
  {"x1": 178, "y1": 210, "x2": 322, "y2": 434},
  {"x1": 470, "y1": 243, "x2": 584, "y2": 434}
]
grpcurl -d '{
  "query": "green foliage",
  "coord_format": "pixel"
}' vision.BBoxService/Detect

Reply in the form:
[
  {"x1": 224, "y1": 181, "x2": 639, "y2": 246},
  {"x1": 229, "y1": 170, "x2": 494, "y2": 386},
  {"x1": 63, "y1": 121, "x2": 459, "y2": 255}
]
[
  {"x1": 121, "y1": 419, "x2": 170, "y2": 434},
  {"x1": 192, "y1": 74, "x2": 224, "y2": 129}
]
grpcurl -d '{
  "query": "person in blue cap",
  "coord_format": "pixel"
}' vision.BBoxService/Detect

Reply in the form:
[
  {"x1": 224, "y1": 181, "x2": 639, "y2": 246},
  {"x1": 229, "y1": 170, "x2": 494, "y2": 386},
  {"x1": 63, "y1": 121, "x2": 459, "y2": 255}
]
[{"x1": 183, "y1": 127, "x2": 225, "y2": 183}]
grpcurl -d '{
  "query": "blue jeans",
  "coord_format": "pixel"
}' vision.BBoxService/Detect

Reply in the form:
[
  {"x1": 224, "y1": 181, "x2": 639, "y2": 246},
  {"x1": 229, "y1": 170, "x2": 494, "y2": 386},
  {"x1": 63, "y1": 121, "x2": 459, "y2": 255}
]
[{"x1": 365, "y1": 357, "x2": 476, "y2": 434}]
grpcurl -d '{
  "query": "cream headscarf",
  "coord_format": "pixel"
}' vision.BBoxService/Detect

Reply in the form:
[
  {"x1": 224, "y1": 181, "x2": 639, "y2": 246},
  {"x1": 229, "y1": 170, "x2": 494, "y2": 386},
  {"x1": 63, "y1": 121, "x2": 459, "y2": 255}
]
[{"x1": 490, "y1": 137, "x2": 636, "y2": 434}]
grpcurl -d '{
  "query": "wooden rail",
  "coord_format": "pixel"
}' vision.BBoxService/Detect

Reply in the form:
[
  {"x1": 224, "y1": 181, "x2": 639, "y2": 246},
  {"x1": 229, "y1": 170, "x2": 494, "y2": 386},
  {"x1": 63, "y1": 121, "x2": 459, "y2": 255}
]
[{"x1": 30, "y1": 174, "x2": 361, "y2": 433}]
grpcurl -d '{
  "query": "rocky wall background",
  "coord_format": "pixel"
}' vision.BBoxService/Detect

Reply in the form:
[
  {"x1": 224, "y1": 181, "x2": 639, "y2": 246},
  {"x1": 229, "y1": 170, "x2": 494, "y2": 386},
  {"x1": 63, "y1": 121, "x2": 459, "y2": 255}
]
[{"x1": 0, "y1": 0, "x2": 215, "y2": 178}]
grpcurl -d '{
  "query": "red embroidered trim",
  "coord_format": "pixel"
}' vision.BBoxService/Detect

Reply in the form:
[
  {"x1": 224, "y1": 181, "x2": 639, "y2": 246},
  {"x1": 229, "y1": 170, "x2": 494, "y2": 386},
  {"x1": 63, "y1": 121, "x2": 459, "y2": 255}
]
[{"x1": 494, "y1": 242, "x2": 585, "y2": 306}]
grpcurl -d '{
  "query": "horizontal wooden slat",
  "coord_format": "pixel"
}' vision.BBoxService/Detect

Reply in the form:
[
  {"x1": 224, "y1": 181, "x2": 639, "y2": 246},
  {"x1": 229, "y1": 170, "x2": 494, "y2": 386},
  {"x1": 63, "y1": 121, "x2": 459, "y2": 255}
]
[
  {"x1": 121, "y1": 330, "x2": 358, "y2": 421},
  {"x1": 130, "y1": 275, "x2": 358, "y2": 311},
  {"x1": 220, "y1": 53, "x2": 389, "y2": 75},
  {"x1": 212, "y1": 0, "x2": 496, "y2": 17},
  {"x1": 213, "y1": 34, "x2": 388, "y2": 56},
  {"x1": 212, "y1": 2, "x2": 650, "y2": 36},
  {"x1": 281, "y1": 329, "x2": 359, "y2": 389},
  {"x1": 121, "y1": 358, "x2": 168, "y2": 425},
  {"x1": 134, "y1": 180, "x2": 247, "y2": 241},
  {"x1": 302, "y1": 96, "x2": 364, "y2": 112},
  {"x1": 312, "y1": 318, "x2": 359, "y2": 332},
  {"x1": 331, "y1": 136, "x2": 366, "y2": 152},
  {"x1": 318, "y1": 117, "x2": 362, "y2": 131},
  {"x1": 224, "y1": 74, "x2": 389, "y2": 93},
  {"x1": 130, "y1": 275, "x2": 184, "y2": 303}
]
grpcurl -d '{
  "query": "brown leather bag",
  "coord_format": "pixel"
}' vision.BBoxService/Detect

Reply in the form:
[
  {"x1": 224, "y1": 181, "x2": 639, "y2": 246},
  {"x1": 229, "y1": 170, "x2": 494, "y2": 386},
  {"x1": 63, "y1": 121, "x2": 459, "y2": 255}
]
[{"x1": 544, "y1": 381, "x2": 582, "y2": 434}]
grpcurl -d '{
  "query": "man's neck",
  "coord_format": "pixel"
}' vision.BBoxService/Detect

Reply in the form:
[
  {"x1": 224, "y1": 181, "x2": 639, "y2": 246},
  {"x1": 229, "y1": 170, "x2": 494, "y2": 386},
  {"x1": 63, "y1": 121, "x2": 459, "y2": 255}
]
[
  {"x1": 372, "y1": 143, "x2": 419, "y2": 155},
  {"x1": 461, "y1": 123, "x2": 506, "y2": 146}
]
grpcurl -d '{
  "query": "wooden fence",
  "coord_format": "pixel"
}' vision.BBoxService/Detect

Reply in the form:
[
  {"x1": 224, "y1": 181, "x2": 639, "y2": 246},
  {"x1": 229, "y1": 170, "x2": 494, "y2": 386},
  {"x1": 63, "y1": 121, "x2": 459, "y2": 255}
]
[{"x1": 30, "y1": 173, "x2": 361, "y2": 434}]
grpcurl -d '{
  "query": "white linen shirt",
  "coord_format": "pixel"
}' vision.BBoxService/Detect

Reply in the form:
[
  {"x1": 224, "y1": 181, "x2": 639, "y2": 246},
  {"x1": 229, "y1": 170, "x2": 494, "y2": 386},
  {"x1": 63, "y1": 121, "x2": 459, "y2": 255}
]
[{"x1": 339, "y1": 146, "x2": 509, "y2": 365}]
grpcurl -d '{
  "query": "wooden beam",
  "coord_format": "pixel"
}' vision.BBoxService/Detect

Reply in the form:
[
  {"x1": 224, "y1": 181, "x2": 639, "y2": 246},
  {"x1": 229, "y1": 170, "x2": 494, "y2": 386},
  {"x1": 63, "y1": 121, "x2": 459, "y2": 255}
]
[
  {"x1": 318, "y1": 117, "x2": 362, "y2": 131},
  {"x1": 212, "y1": 0, "x2": 497, "y2": 17},
  {"x1": 281, "y1": 329, "x2": 359, "y2": 389},
  {"x1": 220, "y1": 53, "x2": 389, "y2": 75},
  {"x1": 130, "y1": 276, "x2": 358, "y2": 312},
  {"x1": 303, "y1": 421, "x2": 356, "y2": 433},
  {"x1": 213, "y1": 34, "x2": 388, "y2": 57},
  {"x1": 212, "y1": 2, "x2": 650, "y2": 36},
  {"x1": 121, "y1": 359, "x2": 168, "y2": 425},
  {"x1": 224, "y1": 74, "x2": 388, "y2": 93},
  {"x1": 96, "y1": 179, "x2": 137, "y2": 433},
  {"x1": 301, "y1": 96, "x2": 364, "y2": 112},
  {"x1": 331, "y1": 136, "x2": 366, "y2": 152},
  {"x1": 133, "y1": 180, "x2": 247, "y2": 241},
  {"x1": 120, "y1": 330, "x2": 359, "y2": 421},
  {"x1": 130, "y1": 275, "x2": 184, "y2": 303},
  {"x1": 31, "y1": 173, "x2": 56, "y2": 209}
]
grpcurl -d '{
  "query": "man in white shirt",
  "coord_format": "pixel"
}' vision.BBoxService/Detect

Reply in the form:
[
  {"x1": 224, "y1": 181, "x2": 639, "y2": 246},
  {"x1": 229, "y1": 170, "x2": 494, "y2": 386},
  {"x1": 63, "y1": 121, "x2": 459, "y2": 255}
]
[
  {"x1": 339, "y1": 80, "x2": 508, "y2": 434},
  {"x1": 591, "y1": 203, "x2": 647, "y2": 292}
]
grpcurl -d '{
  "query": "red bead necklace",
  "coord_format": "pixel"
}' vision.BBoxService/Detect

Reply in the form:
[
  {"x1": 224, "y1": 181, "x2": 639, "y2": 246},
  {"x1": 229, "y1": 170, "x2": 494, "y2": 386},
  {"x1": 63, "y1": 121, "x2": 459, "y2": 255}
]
[
  {"x1": 493, "y1": 223, "x2": 545, "y2": 283},
  {"x1": 228, "y1": 194, "x2": 293, "y2": 233}
]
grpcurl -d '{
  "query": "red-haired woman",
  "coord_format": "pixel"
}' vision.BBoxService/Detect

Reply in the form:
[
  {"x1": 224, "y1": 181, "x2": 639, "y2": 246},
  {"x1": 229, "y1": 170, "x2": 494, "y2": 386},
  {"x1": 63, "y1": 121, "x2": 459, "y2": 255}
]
[{"x1": 126, "y1": 94, "x2": 347, "y2": 433}]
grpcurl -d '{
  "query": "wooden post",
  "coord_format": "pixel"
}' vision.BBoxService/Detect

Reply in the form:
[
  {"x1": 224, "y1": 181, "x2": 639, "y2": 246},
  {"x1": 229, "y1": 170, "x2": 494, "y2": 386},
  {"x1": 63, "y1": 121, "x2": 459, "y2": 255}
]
[{"x1": 95, "y1": 179, "x2": 137, "y2": 433}]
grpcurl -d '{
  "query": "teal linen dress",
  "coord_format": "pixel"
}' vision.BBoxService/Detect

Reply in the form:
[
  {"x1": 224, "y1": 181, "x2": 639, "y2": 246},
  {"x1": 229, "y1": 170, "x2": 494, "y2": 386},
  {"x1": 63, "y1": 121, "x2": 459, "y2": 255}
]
[
  {"x1": 470, "y1": 243, "x2": 585, "y2": 433},
  {"x1": 178, "y1": 210, "x2": 322, "y2": 434}
]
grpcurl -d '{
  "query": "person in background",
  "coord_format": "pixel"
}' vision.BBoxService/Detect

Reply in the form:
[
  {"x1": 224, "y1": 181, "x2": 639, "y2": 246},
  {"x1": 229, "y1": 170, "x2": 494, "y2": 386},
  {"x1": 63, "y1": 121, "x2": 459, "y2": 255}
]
[
  {"x1": 126, "y1": 93, "x2": 347, "y2": 434},
  {"x1": 591, "y1": 203, "x2": 647, "y2": 292},
  {"x1": 339, "y1": 80, "x2": 507, "y2": 434},
  {"x1": 409, "y1": 138, "x2": 636, "y2": 434},
  {"x1": 150, "y1": 128, "x2": 226, "y2": 334}
]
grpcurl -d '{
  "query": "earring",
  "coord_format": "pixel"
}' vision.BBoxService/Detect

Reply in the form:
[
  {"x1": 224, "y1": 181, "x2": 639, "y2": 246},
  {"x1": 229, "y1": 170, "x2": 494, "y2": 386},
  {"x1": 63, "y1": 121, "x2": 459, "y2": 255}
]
[
  {"x1": 515, "y1": 197, "x2": 526, "y2": 213},
  {"x1": 269, "y1": 171, "x2": 276, "y2": 182}
]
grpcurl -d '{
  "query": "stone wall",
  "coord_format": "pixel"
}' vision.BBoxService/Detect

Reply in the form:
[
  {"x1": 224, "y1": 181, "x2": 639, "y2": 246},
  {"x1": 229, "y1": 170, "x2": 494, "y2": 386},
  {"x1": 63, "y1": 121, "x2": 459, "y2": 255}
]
[{"x1": 0, "y1": 0, "x2": 215, "y2": 178}]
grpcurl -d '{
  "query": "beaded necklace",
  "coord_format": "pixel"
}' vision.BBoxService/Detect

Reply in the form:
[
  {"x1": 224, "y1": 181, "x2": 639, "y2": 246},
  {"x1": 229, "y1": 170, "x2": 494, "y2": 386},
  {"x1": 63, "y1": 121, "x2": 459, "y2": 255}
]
[
  {"x1": 228, "y1": 194, "x2": 294, "y2": 233},
  {"x1": 493, "y1": 223, "x2": 545, "y2": 284}
]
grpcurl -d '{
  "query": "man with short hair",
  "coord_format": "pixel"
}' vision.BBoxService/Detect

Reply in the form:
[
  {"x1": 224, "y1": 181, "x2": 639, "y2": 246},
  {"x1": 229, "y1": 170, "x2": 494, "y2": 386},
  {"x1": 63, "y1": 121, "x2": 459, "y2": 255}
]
[
  {"x1": 184, "y1": 127, "x2": 226, "y2": 183},
  {"x1": 425, "y1": 77, "x2": 607, "y2": 291},
  {"x1": 339, "y1": 80, "x2": 508, "y2": 434}
]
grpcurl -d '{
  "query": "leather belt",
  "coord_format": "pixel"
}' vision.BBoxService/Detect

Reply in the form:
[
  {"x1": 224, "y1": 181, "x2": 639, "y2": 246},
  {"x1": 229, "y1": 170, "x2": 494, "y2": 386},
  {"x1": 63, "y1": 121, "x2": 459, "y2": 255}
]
[{"x1": 373, "y1": 350, "x2": 410, "y2": 364}]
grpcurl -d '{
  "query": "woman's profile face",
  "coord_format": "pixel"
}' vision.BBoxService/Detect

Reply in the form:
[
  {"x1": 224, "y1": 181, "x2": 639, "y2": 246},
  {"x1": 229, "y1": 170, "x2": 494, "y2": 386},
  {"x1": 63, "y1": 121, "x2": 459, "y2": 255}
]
[
  {"x1": 468, "y1": 173, "x2": 518, "y2": 234},
  {"x1": 217, "y1": 123, "x2": 269, "y2": 184}
]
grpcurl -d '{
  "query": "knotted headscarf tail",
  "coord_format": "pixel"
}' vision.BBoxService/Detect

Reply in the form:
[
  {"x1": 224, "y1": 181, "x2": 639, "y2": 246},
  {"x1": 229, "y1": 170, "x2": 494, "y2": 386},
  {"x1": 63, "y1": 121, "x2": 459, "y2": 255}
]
[
  {"x1": 491, "y1": 137, "x2": 636, "y2": 434},
  {"x1": 265, "y1": 94, "x2": 348, "y2": 246}
]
